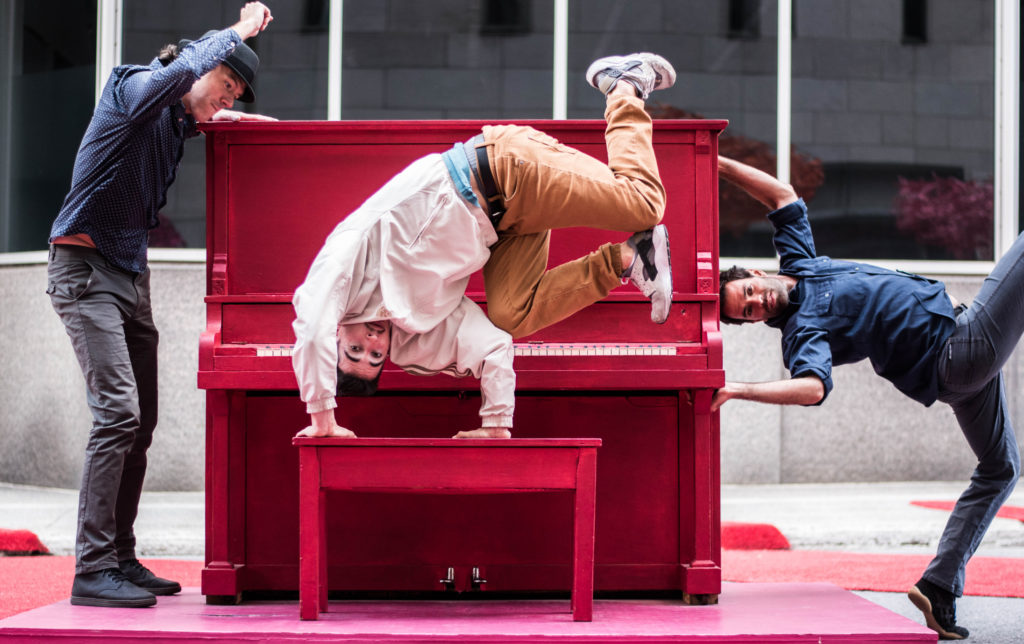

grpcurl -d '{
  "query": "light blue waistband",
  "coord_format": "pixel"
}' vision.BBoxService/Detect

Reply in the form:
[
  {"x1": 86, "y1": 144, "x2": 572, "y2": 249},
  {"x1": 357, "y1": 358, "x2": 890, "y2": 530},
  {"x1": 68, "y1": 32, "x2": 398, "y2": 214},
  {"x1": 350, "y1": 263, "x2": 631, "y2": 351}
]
[{"x1": 441, "y1": 142, "x2": 481, "y2": 209}]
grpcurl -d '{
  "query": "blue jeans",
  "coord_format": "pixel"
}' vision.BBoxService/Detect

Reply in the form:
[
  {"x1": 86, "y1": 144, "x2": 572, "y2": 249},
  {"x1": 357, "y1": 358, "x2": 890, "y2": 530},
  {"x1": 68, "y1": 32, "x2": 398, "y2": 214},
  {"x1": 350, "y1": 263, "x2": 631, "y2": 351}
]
[
  {"x1": 47, "y1": 244, "x2": 159, "y2": 574},
  {"x1": 930, "y1": 232, "x2": 1024, "y2": 596}
]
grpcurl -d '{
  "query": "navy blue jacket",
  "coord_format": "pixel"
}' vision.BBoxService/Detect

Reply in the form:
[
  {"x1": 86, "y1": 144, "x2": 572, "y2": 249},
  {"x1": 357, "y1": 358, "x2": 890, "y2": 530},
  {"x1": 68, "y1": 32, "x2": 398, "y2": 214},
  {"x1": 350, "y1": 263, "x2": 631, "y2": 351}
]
[{"x1": 764, "y1": 200, "x2": 956, "y2": 406}]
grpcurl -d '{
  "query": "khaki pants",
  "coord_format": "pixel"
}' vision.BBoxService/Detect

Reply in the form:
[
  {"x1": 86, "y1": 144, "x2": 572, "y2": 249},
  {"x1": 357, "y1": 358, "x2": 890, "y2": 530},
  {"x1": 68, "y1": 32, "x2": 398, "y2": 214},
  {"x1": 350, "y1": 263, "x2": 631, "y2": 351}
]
[{"x1": 479, "y1": 95, "x2": 665, "y2": 338}]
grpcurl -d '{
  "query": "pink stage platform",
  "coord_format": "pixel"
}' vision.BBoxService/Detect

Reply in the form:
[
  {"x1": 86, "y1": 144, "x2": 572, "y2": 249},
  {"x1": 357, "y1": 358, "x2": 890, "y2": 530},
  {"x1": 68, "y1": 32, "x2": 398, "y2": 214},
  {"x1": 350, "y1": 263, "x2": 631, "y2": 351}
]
[{"x1": 0, "y1": 583, "x2": 935, "y2": 643}]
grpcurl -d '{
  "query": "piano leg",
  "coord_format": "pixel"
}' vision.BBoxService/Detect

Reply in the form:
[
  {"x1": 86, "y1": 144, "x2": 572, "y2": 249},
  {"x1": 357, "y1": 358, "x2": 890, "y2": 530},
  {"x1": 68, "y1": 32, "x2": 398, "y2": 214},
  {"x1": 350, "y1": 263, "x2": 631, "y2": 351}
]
[
  {"x1": 679, "y1": 389, "x2": 721, "y2": 603},
  {"x1": 202, "y1": 390, "x2": 246, "y2": 602}
]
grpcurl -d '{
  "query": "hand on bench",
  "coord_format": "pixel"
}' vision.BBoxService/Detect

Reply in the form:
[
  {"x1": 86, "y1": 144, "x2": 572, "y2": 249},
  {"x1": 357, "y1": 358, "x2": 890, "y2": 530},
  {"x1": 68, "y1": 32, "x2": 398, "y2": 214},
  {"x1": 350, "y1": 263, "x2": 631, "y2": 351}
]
[
  {"x1": 295, "y1": 409, "x2": 357, "y2": 438},
  {"x1": 452, "y1": 427, "x2": 512, "y2": 439}
]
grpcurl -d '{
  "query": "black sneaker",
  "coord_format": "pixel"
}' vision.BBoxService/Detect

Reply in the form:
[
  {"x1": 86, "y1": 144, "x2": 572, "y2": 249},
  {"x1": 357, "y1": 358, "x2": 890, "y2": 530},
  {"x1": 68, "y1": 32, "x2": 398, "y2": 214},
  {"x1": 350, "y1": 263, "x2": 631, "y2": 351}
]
[
  {"x1": 70, "y1": 567, "x2": 157, "y2": 608},
  {"x1": 623, "y1": 224, "x2": 673, "y2": 324},
  {"x1": 908, "y1": 578, "x2": 969, "y2": 640},
  {"x1": 119, "y1": 558, "x2": 182, "y2": 595}
]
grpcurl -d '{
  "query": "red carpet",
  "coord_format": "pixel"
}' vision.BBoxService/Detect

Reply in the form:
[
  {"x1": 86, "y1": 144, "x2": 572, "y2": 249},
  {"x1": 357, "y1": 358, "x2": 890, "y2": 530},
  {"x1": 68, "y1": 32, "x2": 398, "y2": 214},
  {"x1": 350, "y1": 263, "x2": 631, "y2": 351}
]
[
  {"x1": 0, "y1": 556, "x2": 202, "y2": 620},
  {"x1": 721, "y1": 521, "x2": 790, "y2": 550},
  {"x1": 0, "y1": 529, "x2": 48, "y2": 555},
  {"x1": 722, "y1": 549, "x2": 1024, "y2": 597},
  {"x1": 911, "y1": 500, "x2": 1024, "y2": 522}
]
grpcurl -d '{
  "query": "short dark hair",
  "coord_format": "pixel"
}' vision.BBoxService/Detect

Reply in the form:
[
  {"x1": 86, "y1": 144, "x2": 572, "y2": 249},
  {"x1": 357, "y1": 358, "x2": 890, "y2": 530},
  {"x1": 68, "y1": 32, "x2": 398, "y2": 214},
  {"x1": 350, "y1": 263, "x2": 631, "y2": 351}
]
[
  {"x1": 336, "y1": 368, "x2": 381, "y2": 396},
  {"x1": 158, "y1": 44, "x2": 179, "y2": 67},
  {"x1": 719, "y1": 265, "x2": 755, "y2": 325}
]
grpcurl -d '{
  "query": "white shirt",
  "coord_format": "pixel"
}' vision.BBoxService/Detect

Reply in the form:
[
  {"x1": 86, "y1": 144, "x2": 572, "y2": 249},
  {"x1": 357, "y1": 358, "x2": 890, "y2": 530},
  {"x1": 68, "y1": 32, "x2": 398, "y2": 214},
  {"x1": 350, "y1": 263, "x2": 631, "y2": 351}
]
[{"x1": 291, "y1": 154, "x2": 514, "y2": 427}]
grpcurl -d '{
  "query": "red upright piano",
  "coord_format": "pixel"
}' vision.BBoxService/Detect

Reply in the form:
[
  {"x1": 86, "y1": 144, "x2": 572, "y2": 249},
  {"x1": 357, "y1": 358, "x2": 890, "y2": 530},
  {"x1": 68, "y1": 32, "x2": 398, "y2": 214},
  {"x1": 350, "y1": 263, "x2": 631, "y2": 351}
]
[{"x1": 198, "y1": 119, "x2": 726, "y2": 603}]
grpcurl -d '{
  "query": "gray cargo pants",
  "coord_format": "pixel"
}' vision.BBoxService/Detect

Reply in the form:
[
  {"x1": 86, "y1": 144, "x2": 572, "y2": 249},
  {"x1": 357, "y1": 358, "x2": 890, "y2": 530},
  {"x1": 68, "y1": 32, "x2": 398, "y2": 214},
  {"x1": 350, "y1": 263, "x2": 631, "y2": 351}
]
[
  {"x1": 931, "y1": 232, "x2": 1024, "y2": 596},
  {"x1": 47, "y1": 244, "x2": 159, "y2": 575}
]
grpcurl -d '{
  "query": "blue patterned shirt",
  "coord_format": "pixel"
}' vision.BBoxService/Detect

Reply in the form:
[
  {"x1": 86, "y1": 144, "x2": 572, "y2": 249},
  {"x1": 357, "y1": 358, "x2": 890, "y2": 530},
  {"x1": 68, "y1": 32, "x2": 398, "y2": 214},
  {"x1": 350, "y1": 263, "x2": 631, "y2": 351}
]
[
  {"x1": 50, "y1": 28, "x2": 243, "y2": 273},
  {"x1": 765, "y1": 200, "x2": 957, "y2": 406}
]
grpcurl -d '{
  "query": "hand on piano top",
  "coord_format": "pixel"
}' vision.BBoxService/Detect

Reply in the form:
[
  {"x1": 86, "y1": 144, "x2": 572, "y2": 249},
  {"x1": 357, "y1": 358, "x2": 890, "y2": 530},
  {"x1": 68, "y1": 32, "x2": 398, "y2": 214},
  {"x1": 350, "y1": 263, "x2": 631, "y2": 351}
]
[{"x1": 452, "y1": 428, "x2": 512, "y2": 439}]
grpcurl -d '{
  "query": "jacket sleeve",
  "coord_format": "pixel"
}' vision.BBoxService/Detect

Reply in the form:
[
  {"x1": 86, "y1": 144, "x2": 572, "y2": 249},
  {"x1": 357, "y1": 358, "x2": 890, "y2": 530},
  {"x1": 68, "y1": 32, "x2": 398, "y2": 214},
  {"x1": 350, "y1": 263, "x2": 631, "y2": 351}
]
[
  {"x1": 781, "y1": 323, "x2": 834, "y2": 405},
  {"x1": 767, "y1": 198, "x2": 818, "y2": 270},
  {"x1": 291, "y1": 230, "x2": 365, "y2": 415},
  {"x1": 390, "y1": 298, "x2": 515, "y2": 428},
  {"x1": 113, "y1": 28, "x2": 242, "y2": 123}
]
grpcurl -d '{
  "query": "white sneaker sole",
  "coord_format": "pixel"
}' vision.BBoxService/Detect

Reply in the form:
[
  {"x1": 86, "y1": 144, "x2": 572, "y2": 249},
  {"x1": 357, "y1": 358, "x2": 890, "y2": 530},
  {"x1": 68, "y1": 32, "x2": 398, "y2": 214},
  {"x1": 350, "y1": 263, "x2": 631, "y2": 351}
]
[{"x1": 649, "y1": 224, "x2": 672, "y2": 324}]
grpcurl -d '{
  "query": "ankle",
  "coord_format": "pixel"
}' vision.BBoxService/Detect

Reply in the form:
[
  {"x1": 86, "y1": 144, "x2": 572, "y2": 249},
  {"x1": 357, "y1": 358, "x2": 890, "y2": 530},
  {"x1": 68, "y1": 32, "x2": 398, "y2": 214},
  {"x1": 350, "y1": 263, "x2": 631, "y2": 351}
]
[{"x1": 619, "y1": 243, "x2": 636, "y2": 276}]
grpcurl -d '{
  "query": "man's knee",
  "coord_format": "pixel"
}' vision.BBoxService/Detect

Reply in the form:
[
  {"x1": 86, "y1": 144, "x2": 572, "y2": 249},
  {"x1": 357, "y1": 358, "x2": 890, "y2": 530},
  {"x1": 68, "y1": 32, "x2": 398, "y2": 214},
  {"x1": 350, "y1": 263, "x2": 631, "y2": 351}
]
[
  {"x1": 629, "y1": 192, "x2": 665, "y2": 231},
  {"x1": 487, "y1": 303, "x2": 531, "y2": 340}
]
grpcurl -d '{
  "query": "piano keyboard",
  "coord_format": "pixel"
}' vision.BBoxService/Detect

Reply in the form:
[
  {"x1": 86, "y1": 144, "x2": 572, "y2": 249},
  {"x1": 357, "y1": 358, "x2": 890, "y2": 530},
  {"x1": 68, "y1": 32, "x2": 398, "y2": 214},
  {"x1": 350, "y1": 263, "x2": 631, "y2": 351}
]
[
  {"x1": 513, "y1": 343, "x2": 677, "y2": 357},
  {"x1": 252, "y1": 343, "x2": 678, "y2": 357}
]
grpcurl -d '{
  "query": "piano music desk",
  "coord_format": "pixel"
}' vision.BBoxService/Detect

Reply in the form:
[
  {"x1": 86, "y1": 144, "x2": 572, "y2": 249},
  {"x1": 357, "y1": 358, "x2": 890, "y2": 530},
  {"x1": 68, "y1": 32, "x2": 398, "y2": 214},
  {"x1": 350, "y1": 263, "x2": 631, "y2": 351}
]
[{"x1": 293, "y1": 438, "x2": 599, "y2": 621}]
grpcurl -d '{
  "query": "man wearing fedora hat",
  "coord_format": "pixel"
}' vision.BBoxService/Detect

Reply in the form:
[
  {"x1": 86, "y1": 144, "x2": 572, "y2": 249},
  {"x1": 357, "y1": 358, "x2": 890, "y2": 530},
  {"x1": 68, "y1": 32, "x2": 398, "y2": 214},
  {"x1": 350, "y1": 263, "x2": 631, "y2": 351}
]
[{"x1": 47, "y1": 1, "x2": 274, "y2": 609}]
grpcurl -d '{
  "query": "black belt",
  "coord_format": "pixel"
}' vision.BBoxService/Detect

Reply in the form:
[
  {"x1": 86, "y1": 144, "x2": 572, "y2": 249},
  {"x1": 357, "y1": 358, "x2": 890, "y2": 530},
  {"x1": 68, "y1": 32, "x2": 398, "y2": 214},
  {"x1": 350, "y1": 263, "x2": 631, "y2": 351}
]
[{"x1": 463, "y1": 134, "x2": 505, "y2": 230}]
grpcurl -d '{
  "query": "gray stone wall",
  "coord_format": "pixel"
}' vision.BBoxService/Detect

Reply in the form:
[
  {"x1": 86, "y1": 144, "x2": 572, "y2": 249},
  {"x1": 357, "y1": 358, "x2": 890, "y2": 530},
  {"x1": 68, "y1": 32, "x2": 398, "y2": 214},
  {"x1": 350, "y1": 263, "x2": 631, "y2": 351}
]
[
  {"x1": 2, "y1": 262, "x2": 1019, "y2": 491},
  {"x1": 0, "y1": 260, "x2": 205, "y2": 491}
]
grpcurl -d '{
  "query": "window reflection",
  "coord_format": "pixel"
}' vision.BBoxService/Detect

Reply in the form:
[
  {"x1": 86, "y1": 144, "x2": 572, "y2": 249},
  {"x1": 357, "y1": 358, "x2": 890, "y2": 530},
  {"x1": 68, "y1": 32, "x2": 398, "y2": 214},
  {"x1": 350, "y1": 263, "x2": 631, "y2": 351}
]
[
  {"x1": 0, "y1": 0, "x2": 96, "y2": 253},
  {"x1": 790, "y1": 0, "x2": 994, "y2": 261}
]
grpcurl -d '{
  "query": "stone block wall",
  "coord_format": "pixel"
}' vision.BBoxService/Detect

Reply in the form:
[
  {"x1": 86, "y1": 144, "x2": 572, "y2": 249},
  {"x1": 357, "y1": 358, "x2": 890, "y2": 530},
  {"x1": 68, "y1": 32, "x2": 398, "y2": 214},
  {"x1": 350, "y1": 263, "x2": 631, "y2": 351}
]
[{"x1": 2, "y1": 262, "x2": 1019, "y2": 491}]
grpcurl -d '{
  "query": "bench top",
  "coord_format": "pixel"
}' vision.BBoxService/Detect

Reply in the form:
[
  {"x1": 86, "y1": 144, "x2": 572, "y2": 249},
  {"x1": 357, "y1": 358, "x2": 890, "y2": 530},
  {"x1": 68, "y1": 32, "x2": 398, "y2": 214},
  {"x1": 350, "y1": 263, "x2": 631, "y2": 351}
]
[{"x1": 292, "y1": 437, "x2": 602, "y2": 448}]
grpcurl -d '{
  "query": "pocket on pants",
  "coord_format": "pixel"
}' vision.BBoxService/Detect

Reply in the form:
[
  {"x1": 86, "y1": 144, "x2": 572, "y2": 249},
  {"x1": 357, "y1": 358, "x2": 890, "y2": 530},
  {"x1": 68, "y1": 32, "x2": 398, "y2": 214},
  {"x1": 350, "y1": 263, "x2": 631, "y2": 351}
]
[
  {"x1": 47, "y1": 258, "x2": 95, "y2": 301},
  {"x1": 941, "y1": 335, "x2": 996, "y2": 393}
]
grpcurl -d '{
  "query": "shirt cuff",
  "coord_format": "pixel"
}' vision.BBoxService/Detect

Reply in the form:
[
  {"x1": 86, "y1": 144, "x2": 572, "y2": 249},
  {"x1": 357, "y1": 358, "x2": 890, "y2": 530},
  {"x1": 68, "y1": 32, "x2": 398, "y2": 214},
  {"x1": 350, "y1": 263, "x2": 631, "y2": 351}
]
[
  {"x1": 481, "y1": 414, "x2": 513, "y2": 428},
  {"x1": 306, "y1": 396, "x2": 337, "y2": 415},
  {"x1": 791, "y1": 368, "x2": 833, "y2": 406},
  {"x1": 767, "y1": 198, "x2": 807, "y2": 227}
]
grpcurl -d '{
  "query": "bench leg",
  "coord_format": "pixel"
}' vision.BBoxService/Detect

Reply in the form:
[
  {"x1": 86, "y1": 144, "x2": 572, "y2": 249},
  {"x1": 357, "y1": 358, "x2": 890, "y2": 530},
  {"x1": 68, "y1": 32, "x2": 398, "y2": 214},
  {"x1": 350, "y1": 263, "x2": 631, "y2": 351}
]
[
  {"x1": 299, "y1": 448, "x2": 321, "y2": 620},
  {"x1": 572, "y1": 448, "x2": 597, "y2": 622}
]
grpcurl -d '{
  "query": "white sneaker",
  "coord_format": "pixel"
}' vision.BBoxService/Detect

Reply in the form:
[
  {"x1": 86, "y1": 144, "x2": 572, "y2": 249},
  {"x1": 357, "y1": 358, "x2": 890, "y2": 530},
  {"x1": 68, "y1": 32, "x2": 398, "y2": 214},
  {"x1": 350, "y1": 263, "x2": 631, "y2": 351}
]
[
  {"x1": 586, "y1": 53, "x2": 676, "y2": 100},
  {"x1": 624, "y1": 224, "x2": 673, "y2": 323}
]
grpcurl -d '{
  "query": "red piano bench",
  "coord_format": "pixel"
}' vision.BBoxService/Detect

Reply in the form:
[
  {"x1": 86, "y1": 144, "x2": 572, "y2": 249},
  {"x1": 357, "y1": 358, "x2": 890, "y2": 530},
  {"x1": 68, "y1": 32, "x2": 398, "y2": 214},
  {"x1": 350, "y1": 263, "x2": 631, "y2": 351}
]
[{"x1": 291, "y1": 437, "x2": 601, "y2": 621}]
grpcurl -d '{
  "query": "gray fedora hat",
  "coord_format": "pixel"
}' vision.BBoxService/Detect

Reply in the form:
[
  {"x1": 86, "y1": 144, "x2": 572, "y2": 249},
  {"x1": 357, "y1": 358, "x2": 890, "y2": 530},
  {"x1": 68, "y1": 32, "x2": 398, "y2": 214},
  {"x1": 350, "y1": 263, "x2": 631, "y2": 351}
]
[{"x1": 179, "y1": 30, "x2": 259, "y2": 103}]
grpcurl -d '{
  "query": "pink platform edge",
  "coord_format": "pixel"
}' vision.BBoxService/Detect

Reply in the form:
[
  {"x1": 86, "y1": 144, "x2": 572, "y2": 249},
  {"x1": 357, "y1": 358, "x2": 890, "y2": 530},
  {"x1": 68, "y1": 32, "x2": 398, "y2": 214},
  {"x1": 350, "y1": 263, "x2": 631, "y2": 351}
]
[{"x1": 0, "y1": 582, "x2": 935, "y2": 643}]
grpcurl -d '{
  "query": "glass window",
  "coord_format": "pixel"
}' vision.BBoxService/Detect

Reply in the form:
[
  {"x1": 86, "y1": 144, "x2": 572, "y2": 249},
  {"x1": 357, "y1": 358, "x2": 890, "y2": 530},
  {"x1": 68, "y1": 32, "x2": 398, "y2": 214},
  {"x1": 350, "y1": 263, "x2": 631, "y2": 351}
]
[
  {"x1": 564, "y1": 1, "x2": 779, "y2": 257},
  {"x1": 0, "y1": 0, "x2": 96, "y2": 253},
  {"x1": 122, "y1": 0, "x2": 329, "y2": 248},
  {"x1": 341, "y1": 0, "x2": 552, "y2": 119},
  {"x1": 790, "y1": 0, "x2": 995, "y2": 261}
]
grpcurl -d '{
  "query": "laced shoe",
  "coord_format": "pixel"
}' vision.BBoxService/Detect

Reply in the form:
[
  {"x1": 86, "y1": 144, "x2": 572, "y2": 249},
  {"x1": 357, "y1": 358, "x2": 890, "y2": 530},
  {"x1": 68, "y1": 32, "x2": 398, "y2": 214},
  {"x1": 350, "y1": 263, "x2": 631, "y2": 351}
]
[
  {"x1": 586, "y1": 53, "x2": 676, "y2": 100},
  {"x1": 908, "y1": 578, "x2": 969, "y2": 640},
  {"x1": 70, "y1": 567, "x2": 157, "y2": 607},
  {"x1": 119, "y1": 558, "x2": 182, "y2": 595},
  {"x1": 623, "y1": 224, "x2": 672, "y2": 323}
]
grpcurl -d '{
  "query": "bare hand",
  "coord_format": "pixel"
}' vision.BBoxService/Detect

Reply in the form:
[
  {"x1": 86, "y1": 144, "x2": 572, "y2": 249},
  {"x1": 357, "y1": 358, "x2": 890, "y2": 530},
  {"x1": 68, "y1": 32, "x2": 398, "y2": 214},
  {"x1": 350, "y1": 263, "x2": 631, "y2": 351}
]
[
  {"x1": 211, "y1": 109, "x2": 277, "y2": 122},
  {"x1": 452, "y1": 427, "x2": 512, "y2": 439},
  {"x1": 295, "y1": 408, "x2": 355, "y2": 438},
  {"x1": 295, "y1": 424, "x2": 357, "y2": 438},
  {"x1": 710, "y1": 384, "x2": 738, "y2": 412},
  {"x1": 234, "y1": 2, "x2": 273, "y2": 40}
]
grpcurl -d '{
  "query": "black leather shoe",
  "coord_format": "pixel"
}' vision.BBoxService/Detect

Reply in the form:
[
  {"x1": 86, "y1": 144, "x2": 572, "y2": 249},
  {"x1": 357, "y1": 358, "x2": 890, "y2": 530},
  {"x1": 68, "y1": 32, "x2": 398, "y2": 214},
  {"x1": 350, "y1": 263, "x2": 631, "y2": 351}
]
[
  {"x1": 908, "y1": 578, "x2": 969, "y2": 640},
  {"x1": 71, "y1": 568, "x2": 156, "y2": 607},
  {"x1": 119, "y1": 558, "x2": 182, "y2": 595}
]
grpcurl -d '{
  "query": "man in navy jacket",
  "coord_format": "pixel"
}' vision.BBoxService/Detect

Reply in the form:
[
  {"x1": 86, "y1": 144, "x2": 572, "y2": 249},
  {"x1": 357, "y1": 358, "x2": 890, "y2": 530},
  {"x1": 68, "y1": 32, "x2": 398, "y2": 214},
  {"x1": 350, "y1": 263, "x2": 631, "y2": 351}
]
[{"x1": 715, "y1": 156, "x2": 1020, "y2": 640}]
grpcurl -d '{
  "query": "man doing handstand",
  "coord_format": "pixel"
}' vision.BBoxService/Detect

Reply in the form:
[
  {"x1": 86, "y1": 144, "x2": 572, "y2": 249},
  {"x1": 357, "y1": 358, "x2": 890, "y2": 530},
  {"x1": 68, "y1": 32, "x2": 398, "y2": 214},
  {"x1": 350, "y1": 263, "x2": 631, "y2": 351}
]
[{"x1": 292, "y1": 53, "x2": 677, "y2": 440}]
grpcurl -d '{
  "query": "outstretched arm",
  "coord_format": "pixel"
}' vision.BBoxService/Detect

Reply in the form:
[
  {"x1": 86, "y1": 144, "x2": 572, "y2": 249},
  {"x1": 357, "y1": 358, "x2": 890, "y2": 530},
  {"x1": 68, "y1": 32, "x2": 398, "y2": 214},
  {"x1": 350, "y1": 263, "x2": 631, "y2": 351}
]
[
  {"x1": 231, "y1": 2, "x2": 273, "y2": 40},
  {"x1": 711, "y1": 375, "x2": 824, "y2": 411},
  {"x1": 718, "y1": 156, "x2": 799, "y2": 211}
]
